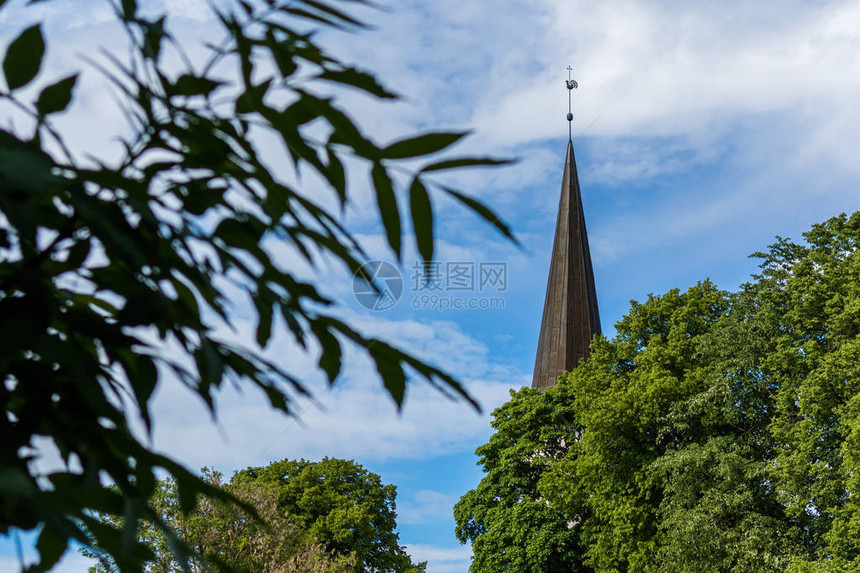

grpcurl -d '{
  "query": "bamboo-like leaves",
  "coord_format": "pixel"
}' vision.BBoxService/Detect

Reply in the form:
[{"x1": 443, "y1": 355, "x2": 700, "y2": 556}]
[{"x1": 0, "y1": 2, "x2": 514, "y2": 572}]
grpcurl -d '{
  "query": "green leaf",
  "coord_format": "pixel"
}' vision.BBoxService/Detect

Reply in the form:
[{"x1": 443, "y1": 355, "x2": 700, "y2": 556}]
[
  {"x1": 371, "y1": 163, "x2": 401, "y2": 258},
  {"x1": 2, "y1": 24, "x2": 45, "y2": 91},
  {"x1": 133, "y1": 356, "x2": 158, "y2": 431},
  {"x1": 285, "y1": 7, "x2": 347, "y2": 29},
  {"x1": 35, "y1": 527, "x2": 68, "y2": 571},
  {"x1": 311, "y1": 322, "x2": 342, "y2": 383},
  {"x1": 35, "y1": 74, "x2": 77, "y2": 116},
  {"x1": 171, "y1": 73, "x2": 223, "y2": 97},
  {"x1": 383, "y1": 131, "x2": 469, "y2": 159},
  {"x1": 326, "y1": 150, "x2": 346, "y2": 205},
  {"x1": 120, "y1": 0, "x2": 137, "y2": 20},
  {"x1": 0, "y1": 467, "x2": 36, "y2": 496},
  {"x1": 65, "y1": 238, "x2": 91, "y2": 268},
  {"x1": 141, "y1": 17, "x2": 166, "y2": 61},
  {"x1": 266, "y1": 31, "x2": 298, "y2": 78},
  {"x1": 0, "y1": 129, "x2": 59, "y2": 190},
  {"x1": 443, "y1": 187, "x2": 518, "y2": 245},
  {"x1": 409, "y1": 178, "x2": 433, "y2": 263},
  {"x1": 235, "y1": 78, "x2": 272, "y2": 114},
  {"x1": 301, "y1": 0, "x2": 368, "y2": 29},
  {"x1": 318, "y1": 67, "x2": 396, "y2": 99},
  {"x1": 421, "y1": 156, "x2": 513, "y2": 172},
  {"x1": 369, "y1": 344, "x2": 406, "y2": 408},
  {"x1": 256, "y1": 298, "x2": 273, "y2": 347}
]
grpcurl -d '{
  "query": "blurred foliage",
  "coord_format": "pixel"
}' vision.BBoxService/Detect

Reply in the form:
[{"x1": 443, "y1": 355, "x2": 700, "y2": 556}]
[
  {"x1": 0, "y1": 0, "x2": 513, "y2": 570},
  {"x1": 83, "y1": 469, "x2": 353, "y2": 572},
  {"x1": 236, "y1": 458, "x2": 426, "y2": 572},
  {"x1": 456, "y1": 212, "x2": 860, "y2": 572}
]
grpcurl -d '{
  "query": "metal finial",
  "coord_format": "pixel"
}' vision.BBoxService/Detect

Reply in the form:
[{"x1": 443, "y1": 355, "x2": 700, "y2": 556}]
[
  {"x1": 566, "y1": 66, "x2": 578, "y2": 90},
  {"x1": 565, "y1": 66, "x2": 578, "y2": 140}
]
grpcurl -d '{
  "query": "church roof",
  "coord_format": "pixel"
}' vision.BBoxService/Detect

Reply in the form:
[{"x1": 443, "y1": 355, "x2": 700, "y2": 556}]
[{"x1": 532, "y1": 139, "x2": 601, "y2": 390}]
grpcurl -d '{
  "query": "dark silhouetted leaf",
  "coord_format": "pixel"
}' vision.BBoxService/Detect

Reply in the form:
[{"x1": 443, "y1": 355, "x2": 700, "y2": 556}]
[
  {"x1": 369, "y1": 344, "x2": 406, "y2": 408},
  {"x1": 256, "y1": 296, "x2": 273, "y2": 347},
  {"x1": 383, "y1": 131, "x2": 468, "y2": 159},
  {"x1": 443, "y1": 187, "x2": 518, "y2": 245},
  {"x1": 421, "y1": 156, "x2": 513, "y2": 172},
  {"x1": 35, "y1": 526, "x2": 68, "y2": 571},
  {"x1": 120, "y1": 0, "x2": 137, "y2": 20},
  {"x1": 326, "y1": 150, "x2": 346, "y2": 205},
  {"x1": 409, "y1": 178, "x2": 433, "y2": 263},
  {"x1": 372, "y1": 163, "x2": 400, "y2": 258},
  {"x1": 2, "y1": 24, "x2": 45, "y2": 91},
  {"x1": 301, "y1": 0, "x2": 368, "y2": 29},
  {"x1": 285, "y1": 7, "x2": 346, "y2": 29},
  {"x1": 36, "y1": 74, "x2": 78, "y2": 116},
  {"x1": 318, "y1": 67, "x2": 396, "y2": 99},
  {"x1": 311, "y1": 322, "x2": 341, "y2": 383},
  {"x1": 235, "y1": 78, "x2": 272, "y2": 114},
  {"x1": 65, "y1": 238, "x2": 90, "y2": 268},
  {"x1": 172, "y1": 73, "x2": 223, "y2": 97}
]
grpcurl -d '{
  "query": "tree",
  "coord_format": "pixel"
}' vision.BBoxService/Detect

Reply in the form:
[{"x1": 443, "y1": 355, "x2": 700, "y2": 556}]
[
  {"x1": 453, "y1": 384, "x2": 588, "y2": 572},
  {"x1": 0, "y1": 0, "x2": 513, "y2": 570},
  {"x1": 752, "y1": 213, "x2": 860, "y2": 570},
  {"x1": 84, "y1": 469, "x2": 352, "y2": 572},
  {"x1": 457, "y1": 212, "x2": 860, "y2": 571},
  {"x1": 236, "y1": 458, "x2": 425, "y2": 573}
]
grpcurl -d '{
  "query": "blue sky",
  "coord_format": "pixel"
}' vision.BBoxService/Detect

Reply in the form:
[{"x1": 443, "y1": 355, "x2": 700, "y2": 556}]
[{"x1": 2, "y1": 0, "x2": 860, "y2": 570}]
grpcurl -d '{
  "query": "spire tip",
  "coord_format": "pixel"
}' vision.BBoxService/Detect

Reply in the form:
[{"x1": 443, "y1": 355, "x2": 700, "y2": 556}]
[{"x1": 566, "y1": 66, "x2": 577, "y2": 141}]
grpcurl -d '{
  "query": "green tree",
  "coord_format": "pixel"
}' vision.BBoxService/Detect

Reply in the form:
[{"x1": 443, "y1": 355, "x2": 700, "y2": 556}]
[
  {"x1": 453, "y1": 383, "x2": 588, "y2": 572},
  {"x1": 85, "y1": 469, "x2": 352, "y2": 572},
  {"x1": 459, "y1": 212, "x2": 860, "y2": 571},
  {"x1": 236, "y1": 458, "x2": 425, "y2": 573},
  {"x1": 751, "y1": 214, "x2": 860, "y2": 570},
  {"x1": 0, "y1": 0, "x2": 512, "y2": 570}
]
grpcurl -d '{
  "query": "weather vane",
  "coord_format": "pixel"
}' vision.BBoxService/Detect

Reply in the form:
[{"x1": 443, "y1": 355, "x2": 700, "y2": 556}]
[{"x1": 566, "y1": 65, "x2": 578, "y2": 140}]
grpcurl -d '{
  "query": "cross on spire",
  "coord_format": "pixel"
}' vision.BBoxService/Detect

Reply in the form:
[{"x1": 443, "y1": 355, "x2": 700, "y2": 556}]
[{"x1": 565, "y1": 66, "x2": 578, "y2": 140}]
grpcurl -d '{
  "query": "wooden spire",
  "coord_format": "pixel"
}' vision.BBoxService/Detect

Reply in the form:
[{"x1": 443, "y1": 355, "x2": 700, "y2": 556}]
[{"x1": 532, "y1": 139, "x2": 601, "y2": 390}]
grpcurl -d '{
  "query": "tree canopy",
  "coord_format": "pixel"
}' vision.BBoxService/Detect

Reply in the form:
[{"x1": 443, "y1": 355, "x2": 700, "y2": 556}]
[
  {"x1": 84, "y1": 468, "x2": 353, "y2": 573},
  {"x1": 456, "y1": 212, "x2": 860, "y2": 572},
  {"x1": 236, "y1": 458, "x2": 425, "y2": 572},
  {"x1": 86, "y1": 458, "x2": 423, "y2": 572},
  {"x1": 0, "y1": 0, "x2": 513, "y2": 570}
]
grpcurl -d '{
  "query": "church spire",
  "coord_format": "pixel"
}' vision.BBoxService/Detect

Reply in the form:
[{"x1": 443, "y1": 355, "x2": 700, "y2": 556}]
[{"x1": 531, "y1": 71, "x2": 600, "y2": 390}]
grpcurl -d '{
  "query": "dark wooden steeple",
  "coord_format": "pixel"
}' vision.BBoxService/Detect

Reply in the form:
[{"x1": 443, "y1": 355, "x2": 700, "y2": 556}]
[{"x1": 531, "y1": 139, "x2": 601, "y2": 390}]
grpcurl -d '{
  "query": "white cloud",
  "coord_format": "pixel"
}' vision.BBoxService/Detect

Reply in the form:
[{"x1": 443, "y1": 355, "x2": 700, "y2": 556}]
[
  {"x1": 398, "y1": 490, "x2": 458, "y2": 525},
  {"x1": 405, "y1": 544, "x2": 472, "y2": 573},
  {"x1": 473, "y1": 1, "x2": 860, "y2": 142}
]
